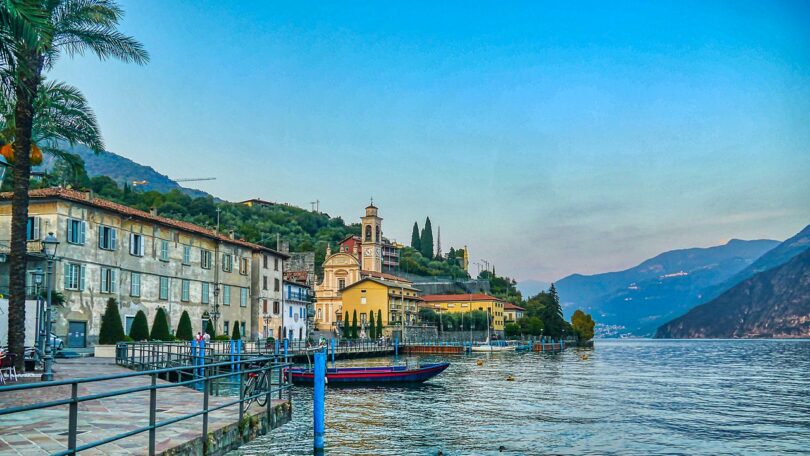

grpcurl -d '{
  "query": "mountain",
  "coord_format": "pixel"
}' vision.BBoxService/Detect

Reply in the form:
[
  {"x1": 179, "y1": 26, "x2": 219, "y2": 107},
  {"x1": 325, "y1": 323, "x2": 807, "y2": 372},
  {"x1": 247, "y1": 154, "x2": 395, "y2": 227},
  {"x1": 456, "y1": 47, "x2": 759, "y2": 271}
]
[
  {"x1": 517, "y1": 279, "x2": 550, "y2": 298},
  {"x1": 655, "y1": 248, "x2": 810, "y2": 338},
  {"x1": 39, "y1": 143, "x2": 210, "y2": 198},
  {"x1": 698, "y1": 224, "x2": 810, "y2": 304},
  {"x1": 556, "y1": 239, "x2": 780, "y2": 336}
]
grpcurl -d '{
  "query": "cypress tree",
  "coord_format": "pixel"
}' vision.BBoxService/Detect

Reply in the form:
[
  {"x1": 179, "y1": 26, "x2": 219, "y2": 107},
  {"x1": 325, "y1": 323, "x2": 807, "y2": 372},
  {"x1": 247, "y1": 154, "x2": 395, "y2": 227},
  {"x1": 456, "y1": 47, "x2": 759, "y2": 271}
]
[
  {"x1": 411, "y1": 222, "x2": 421, "y2": 251},
  {"x1": 232, "y1": 320, "x2": 242, "y2": 340},
  {"x1": 376, "y1": 309, "x2": 383, "y2": 339},
  {"x1": 98, "y1": 298, "x2": 126, "y2": 345},
  {"x1": 150, "y1": 308, "x2": 172, "y2": 341},
  {"x1": 205, "y1": 319, "x2": 216, "y2": 337},
  {"x1": 343, "y1": 312, "x2": 350, "y2": 339},
  {"x1": 369, "y1": 311, "x2": 376, "y2": 339},
  {"x1": 351, "y1": 310, "x2": 358, "y2": 339},
  {"x1": 129, "y1": 310, "x2": 150, "y2": 341},
  {"x1": 175, "y1": 311, "x2": 193, "y2": 341},
  {"x1": 420, "y1": 217, "x2": 434, "y2": 259}
]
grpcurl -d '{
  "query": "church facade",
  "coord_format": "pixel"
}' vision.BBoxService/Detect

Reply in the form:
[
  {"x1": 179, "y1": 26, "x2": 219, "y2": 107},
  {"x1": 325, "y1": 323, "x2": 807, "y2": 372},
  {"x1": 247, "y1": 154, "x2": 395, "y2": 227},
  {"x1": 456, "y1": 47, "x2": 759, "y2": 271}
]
[{"x1": 314, "y1": 203, "x2": 418, "y2": 333}]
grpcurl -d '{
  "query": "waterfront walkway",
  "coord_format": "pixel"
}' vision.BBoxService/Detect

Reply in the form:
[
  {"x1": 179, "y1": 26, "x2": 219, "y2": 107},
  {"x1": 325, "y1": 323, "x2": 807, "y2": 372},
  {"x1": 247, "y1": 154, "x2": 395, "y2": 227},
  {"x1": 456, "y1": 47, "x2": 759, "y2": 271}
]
[{"x1": 0, "y1": 358, "x2": 290, "y2": 455}]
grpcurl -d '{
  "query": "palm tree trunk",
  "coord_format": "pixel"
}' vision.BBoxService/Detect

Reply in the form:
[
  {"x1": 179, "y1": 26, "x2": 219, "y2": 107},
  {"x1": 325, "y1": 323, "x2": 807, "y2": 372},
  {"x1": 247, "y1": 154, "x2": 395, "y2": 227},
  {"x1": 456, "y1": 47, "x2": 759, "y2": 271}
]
[{"x1": 7, "y1": 48, "x2": 42, "y2": 371}]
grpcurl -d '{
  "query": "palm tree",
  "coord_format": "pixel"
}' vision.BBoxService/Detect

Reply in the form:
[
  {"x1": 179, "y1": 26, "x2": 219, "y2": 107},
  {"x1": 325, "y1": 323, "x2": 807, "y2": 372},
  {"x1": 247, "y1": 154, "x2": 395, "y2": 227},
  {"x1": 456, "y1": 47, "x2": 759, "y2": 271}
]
[{"x1": 4, "y1": 0, "x2": 147, "y2": 369}]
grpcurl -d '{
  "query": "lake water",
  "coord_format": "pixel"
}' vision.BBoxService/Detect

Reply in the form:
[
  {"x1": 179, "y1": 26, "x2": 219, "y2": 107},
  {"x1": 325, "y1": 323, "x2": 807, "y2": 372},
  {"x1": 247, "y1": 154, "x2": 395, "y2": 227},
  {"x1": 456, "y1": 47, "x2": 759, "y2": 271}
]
[{"x1": 234, "y1": 339, "x2": 810, "y2": 455}]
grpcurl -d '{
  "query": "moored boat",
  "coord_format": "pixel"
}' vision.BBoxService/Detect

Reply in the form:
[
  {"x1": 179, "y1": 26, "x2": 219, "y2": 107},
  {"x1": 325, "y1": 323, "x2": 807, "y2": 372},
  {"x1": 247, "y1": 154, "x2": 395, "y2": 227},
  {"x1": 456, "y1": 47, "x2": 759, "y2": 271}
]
[
  {"x1": 471, "y1": 344, "x2": 516, "y2": 352},
  {"x1": 289, "y1": 362, "x2": 450, "y2": 385}
]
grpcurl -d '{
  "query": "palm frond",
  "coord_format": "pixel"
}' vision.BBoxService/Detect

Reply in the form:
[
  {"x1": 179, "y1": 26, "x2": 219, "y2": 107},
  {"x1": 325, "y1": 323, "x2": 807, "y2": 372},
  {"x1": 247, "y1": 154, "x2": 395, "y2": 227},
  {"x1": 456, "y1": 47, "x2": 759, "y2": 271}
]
[{"x1": 32, "y1": 79, "x2": 104, "y2": 152}]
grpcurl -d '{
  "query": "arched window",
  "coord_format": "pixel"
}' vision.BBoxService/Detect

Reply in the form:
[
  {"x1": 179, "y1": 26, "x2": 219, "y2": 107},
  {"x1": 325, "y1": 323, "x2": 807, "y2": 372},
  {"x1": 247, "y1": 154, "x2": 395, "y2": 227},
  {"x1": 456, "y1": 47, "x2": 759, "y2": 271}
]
[
  {"x1": 365, "y1": 225, "x2": 372, "y2": 241},
  {"x1": 375, "y1": 225, "x2": 380, "y2": 241}
]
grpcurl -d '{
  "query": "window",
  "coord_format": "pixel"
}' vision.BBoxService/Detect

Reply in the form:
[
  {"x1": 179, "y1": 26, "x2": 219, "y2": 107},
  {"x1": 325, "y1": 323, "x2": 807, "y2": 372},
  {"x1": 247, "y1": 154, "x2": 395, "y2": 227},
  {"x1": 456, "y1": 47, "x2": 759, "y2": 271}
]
[
  {"x1": 63, "y1": 263, "x2": 85, "y2": 290},
  {"x1": 263, "y1": 255, "x2": 268, "y2": 269},
  {"x1": 100, "y1": 267, "x2": 117, "y2": 293},
  {"x1": 159, "y1": 240, "x2": 169, "y2": 261},
  {"x1": 240, "y1": 288, "x2": 248, "y2": 307},
  {"x1": 262, "y1": 276, "x2": 268, "y2": 290},
  {"x1": 223, "y1": 285, "x2": 231, "y2": 305},
  {"x1": 338, "y1": 279, "x2": 346, "y2": 290},
  {"x1": 239, "y1": 257, "x2": 248, "y2": 275},
  {"x1": 26, "y1": 216, "x2": 41, "y2": 241},
  {"x1": 201, "y1": 283, "x2": 210, "y2": 304},
  {"x1": 289, "y1": 306, "x2": 292, "y2": 318},
  {"x1": 273, "y1": 301, "x2": 280, "y2": 314},
  {"x1": 201, "y1": 249, "x2": 212, "y2": 269},
  {"x1": 240, "y1": 321, "x2": 246, "y2": 338},
  {"x1": 99, "y1": 225, "x2": 117, "y2": 250},
  {"x1": 181, "y1": 279, "x2": 190, "y2": 302},
  {"x1": 274, "y1": 258, "x2": 279, "y2": 271},
  {"x1": 365, "y1": 225, "x2": 371, "y2": 241},
  {"x1": 182, "y1": 246, "x2": 191, "y2": 265},
  {"x1": 274, "y1": 278, "x2": 280, "y2": 292},
  {"x1": 263, "y1": 299, "x2": 268, "y2": 314},
  {"x1": 130, "y1": 272, "x2": 141, "y2": 297},
  {"x1": 375, "y1": 225, "x2": 380, "y2": 241},
  {"x1": 125, "y1": 316, "x2": 135, "y2": 335},
  {"x1": 129, "y1": 233, "x2": 144, "y2": 256},
  {"x1": 159, "y1": 276, "x2": 169, "y2": 300},
  {"x1": 222, "y1": 254, "x2": 233, "y2": 272},
  {"x1": 223, "y1": 321, "x2": 229, "y2": 336},
  {"x1": 66, "y1": 219, "x2": 86, "y2": 245}
]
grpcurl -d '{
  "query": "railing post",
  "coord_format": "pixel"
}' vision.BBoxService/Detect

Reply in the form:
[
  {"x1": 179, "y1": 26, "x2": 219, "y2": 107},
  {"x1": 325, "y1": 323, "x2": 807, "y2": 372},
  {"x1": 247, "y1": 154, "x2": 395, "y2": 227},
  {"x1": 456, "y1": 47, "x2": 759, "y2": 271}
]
[
  {"x1": 238, "y1": 362, "x2": 245, "y2": 425},
  {"x1": 314, "y1": 350, "x2": 326, "y2": 453},
  {"x1": 149, "y1": 374, "x2": 157, "y2": 456},
  {"x1": 331, "y1": 338, "x2": 335, "y2": 367},
  {"x1": 67, "y1": 382, "x2": 78, "y2": 454},
  {"x1": 274, "y1": 339, "x2": 279, "y2": 356},
  {"x1": 284, "y1": 338, "x2": 288, "y2": 363},
  {"x1": 203, "y1": 374, "x2": 210, "y2": 455}
]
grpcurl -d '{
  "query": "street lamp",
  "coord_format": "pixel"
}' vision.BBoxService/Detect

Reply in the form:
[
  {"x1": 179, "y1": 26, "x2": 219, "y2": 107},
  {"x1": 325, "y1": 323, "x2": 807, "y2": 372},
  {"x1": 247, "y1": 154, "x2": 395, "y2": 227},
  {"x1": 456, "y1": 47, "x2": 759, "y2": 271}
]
[
  {"x1": 41, "y1": 232, "x2": 59, "y2": 381},
  {"x1": 31, "y1": 268, "x2": 44, "y2": 367},
  {"x1": 211, "y1": 286, "x2": 221, "y2": 332}
]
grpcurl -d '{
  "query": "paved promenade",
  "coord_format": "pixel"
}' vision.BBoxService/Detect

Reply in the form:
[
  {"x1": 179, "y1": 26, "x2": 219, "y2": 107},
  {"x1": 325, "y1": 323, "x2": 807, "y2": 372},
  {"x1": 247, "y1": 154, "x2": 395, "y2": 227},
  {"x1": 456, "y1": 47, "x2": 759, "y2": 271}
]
[{"x1": 0, "y1": 358, "x2": 289, "y2": 455}]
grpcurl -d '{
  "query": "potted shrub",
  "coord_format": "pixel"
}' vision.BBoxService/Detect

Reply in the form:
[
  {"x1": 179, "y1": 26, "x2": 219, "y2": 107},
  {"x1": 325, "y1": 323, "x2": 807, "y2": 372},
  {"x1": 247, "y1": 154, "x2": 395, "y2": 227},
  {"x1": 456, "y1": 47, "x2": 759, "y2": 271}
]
[{"x1": 94, "y1": 298, "x2": 126, "y2": 357}]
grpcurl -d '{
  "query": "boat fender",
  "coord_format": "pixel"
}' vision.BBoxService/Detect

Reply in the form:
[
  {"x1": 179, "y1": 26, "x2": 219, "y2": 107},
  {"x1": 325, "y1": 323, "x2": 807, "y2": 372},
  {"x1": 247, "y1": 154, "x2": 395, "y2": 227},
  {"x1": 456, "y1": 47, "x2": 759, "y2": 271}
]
[
  {"x1": 506, "y1": 375, "x2": 515, "y2": 381},
  {"x1": 476, "y1": 359, "x2": 484, "y2": 366},
  {"x1": 579, "y1": 354, "x2": 589, "y2": 361}
]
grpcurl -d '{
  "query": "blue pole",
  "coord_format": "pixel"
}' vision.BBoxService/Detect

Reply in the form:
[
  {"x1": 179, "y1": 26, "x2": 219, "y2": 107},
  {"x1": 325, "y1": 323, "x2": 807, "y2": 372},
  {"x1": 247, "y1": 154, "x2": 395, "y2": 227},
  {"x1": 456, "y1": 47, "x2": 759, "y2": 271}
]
[
  {"x1": 199, "y1": 339, "x2": 206, "y2": 380},
  {"x1": 394, "y1": 336, "x2": 399, "y2": 358},
  {"x1": 237, "y1": 339, "x2": 242, "y2": 373},
  {"x1": 314, "y1": 350, "x2": 326, "y2": 452},
  {"x1": 284, "y1": 338, "x2": 289, "y2": 363},
  {"x1": 230, "y1": 340, "x2": 235, "y2": 372},
  {"x1": 330, "y1": 338, "x2": 335, "y2": 367},
  {"x1": 274, "y1": 339, "x2": 280, "y2": 356}
]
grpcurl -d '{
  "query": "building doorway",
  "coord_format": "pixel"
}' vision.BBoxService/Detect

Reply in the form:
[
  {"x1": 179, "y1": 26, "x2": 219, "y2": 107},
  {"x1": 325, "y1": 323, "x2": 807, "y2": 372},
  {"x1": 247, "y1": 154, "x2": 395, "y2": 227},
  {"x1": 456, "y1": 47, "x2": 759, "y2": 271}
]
[{"x1": 67, "y1": 321, "x2": 86, "y2": 348}]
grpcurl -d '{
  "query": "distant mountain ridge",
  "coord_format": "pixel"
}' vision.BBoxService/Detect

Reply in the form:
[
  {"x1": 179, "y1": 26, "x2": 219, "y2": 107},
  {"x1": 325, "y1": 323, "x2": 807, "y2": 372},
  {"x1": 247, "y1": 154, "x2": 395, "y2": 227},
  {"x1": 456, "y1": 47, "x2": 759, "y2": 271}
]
[
  {"x1": 40, "y1": 143, "x2": 211, "y2": 199},
  {"x1": 556, "y1": 239, "x2": 780, "y2": 336},
  {"x1": 656, "y1": 247, "x2": 810, "y2": 338}
]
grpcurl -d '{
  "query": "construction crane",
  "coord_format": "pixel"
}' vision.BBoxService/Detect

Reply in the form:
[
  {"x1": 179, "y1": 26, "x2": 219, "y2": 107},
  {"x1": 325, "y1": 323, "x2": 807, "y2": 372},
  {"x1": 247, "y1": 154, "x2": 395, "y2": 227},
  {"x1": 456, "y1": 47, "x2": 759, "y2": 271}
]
[{"x1": 131, "y1": 177, "x2": 216, "y2": 187}]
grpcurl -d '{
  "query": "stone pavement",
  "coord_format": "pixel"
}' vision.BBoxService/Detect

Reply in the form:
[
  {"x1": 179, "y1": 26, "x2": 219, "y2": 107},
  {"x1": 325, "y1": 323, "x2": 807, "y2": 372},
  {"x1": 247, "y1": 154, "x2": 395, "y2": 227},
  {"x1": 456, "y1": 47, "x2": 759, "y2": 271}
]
[{"x1": 0, "y1": 358, "x2": 290, "y2": 455}]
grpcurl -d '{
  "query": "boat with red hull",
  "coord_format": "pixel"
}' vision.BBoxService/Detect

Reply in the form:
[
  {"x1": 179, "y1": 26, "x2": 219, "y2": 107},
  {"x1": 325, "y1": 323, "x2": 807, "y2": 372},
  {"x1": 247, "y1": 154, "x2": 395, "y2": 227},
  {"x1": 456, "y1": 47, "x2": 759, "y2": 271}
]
[{"x1": 289, "y1": 362, "x2": 450, "y2": 385}]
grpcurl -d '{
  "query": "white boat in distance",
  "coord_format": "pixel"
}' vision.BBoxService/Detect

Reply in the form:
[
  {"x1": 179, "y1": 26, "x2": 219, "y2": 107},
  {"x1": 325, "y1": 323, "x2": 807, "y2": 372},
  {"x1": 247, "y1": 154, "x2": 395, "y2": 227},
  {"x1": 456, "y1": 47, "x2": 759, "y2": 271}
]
[{"x1": 471, "y1": 344, "x2": 516, "y2": 352}]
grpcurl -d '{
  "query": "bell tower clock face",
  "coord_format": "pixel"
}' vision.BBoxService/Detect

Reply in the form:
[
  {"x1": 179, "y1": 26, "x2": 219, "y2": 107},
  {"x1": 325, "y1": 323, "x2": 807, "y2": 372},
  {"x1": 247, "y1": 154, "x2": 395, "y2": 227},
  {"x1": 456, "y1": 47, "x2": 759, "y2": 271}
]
[{"x1": 365, "y1": 248, "x2": 372, "y2": 257}]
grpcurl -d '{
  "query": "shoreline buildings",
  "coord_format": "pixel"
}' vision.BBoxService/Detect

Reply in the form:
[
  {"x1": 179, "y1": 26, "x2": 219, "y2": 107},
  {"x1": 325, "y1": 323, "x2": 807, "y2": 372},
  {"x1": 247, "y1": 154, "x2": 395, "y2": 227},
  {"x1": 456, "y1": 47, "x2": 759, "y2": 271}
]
[{"x1": 420, "y1": 293, "x2": 506, "y2": 336}]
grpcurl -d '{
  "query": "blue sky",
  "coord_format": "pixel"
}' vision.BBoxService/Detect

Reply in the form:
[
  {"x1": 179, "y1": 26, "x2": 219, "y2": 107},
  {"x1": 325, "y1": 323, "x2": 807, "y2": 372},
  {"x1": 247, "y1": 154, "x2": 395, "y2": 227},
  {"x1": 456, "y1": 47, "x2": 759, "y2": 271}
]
[{"x1": 50, "y1": 1, "x2": 810, "y2": 282}]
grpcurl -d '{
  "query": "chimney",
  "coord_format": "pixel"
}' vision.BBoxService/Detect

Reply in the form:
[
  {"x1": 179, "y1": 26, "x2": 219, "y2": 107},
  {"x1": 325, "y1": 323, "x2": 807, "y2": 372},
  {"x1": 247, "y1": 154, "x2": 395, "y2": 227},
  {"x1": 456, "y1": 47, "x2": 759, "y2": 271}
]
[
  {"x1": 84, "y1": 190, "x2": 93, "y2": 201},
  {"x1": 281, "y1": 241, "x2": 290, "y2": 254},
  {"x1": 228, "y1": 230, "x2": 235, "y2": 240},
  {"x1": 149, "y1": 207, "x2": 158, "y2": 216}
]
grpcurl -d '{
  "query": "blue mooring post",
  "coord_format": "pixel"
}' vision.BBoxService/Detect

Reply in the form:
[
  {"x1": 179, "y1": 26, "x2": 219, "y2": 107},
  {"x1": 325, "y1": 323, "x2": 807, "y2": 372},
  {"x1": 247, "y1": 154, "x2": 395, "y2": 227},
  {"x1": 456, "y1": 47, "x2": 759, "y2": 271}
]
[
  {"x1": 199, "y1": 340, "x2": 206, "y2": 380},
  {"x1": 314, "y1": 350, "x2": 326, "y2": 453},
  {"x1": 274, "y1": 339, "x2": 280, "y2": 356},
  {"x1": 237, "y1": 339, "x2": 242, "y2": 373},
  {"x1": 330, "y1": 338, "x2": 335, "y2": 367},
  {"x1": 284, "y1": 338, "x2": 289, "y2": 363},
  {"x1": 229, "y1": 340, "x2": 235, "y2": 372},
  {"x1": 394, "y1": 336, "x2": 399, "y2": 358}
]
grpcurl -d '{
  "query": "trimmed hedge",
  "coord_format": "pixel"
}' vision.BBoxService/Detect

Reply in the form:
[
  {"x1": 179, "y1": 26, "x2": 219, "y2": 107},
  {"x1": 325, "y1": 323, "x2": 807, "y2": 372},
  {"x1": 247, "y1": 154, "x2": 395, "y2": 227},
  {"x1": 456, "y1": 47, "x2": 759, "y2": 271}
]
[
  {"x1": 98, "y1": 298, "x2": 126, "y2": 344},
  {"x1": 175, "y1": 311, "x2": 193, "y2": 341},
  {"x1": 129, "y1": 310, "x2": 150, "y2": 341},
  {"x1": 150, "y1": 308, "x2": 172, "y2": 341}
]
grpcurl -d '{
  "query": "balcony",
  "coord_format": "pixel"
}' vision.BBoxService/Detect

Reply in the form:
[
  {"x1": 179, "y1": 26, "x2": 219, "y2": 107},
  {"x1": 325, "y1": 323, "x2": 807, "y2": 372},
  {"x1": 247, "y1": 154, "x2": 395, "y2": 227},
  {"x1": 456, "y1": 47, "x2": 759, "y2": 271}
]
[{"x1": 0, "y1": 240, "x2": 46, "y2": 257}]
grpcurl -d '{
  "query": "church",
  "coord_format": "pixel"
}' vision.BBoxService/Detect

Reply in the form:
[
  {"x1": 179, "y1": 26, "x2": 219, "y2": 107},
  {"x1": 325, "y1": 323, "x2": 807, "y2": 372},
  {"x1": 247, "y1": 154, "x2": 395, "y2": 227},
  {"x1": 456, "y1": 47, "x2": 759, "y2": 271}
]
[{"x1": 314, "y1": 203, "x2": 420, "y2": 335}]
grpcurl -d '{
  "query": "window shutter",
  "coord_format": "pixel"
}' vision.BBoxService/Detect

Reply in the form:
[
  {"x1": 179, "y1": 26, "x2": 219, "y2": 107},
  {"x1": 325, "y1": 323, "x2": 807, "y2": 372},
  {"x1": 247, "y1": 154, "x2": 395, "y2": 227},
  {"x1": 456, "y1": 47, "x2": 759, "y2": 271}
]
[
  {"x1": 80, "y1": 222, "x2": 86, "y2": 244},
  {"x1": 109, "y1": 228, "x2": 116, "y2": 250},
  {"x1": 64, "y1": 263, "x2": 70, "y2": 288},
  {"x1": 99, "y1": 226, "x2": 104, "y2": 249},
  {"x1": 67, "y1": 220, "x2": 74, "y2": 242},
  {"x1": 111, "y1": 270, "x2": 117, "y2": 293},
  {"x1": 33, "y1": 217, "x2": 41, "y2": 240},
  {"x1": 140, "y1": 236, "x2": 145, "y2": 257},
  {"x1": 101, "y1": 268, "x2": 108, "y2": 292},
  {"x1": 129, "y1": 233, "x2": 135, "y2": 255},
  {"x1": 79, "y1": 264, "x2": 86, "y2": 291}
]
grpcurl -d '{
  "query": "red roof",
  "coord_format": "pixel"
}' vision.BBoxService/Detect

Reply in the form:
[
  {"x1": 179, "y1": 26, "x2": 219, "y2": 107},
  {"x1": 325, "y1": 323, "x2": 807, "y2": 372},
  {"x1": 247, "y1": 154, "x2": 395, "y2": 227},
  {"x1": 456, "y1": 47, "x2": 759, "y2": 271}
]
[
  {"x1": 421, "y1": 293, "x2": 504, "y2": 302},
  {"x1": 283, "y1": 271, "x2": 311, "y2": 285},
  {"x1": 2, "y1": 188, "x2": 289, "y2": 258},
  {"x1": 360, "y1": 269, "x2": 411, "y2": 283},
  {"x1": 503, "y1": 302, "x2": 525, "y2": 311}
]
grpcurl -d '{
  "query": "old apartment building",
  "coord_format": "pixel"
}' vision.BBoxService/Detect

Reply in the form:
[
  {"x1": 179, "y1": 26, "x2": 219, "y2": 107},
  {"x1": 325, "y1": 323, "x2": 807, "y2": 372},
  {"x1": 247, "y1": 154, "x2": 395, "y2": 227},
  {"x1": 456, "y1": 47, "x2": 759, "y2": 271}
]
[{"x1": 0, "y1": 188, "x2": 287, "y2": 348}]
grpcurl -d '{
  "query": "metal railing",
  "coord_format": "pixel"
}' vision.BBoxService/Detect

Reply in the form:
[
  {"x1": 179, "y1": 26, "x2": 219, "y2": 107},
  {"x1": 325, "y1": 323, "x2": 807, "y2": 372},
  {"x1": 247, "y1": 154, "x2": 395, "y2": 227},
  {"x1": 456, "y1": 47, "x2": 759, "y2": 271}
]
[{"x1": 0, "y1": 355, "x2": 291, "y2": 456}]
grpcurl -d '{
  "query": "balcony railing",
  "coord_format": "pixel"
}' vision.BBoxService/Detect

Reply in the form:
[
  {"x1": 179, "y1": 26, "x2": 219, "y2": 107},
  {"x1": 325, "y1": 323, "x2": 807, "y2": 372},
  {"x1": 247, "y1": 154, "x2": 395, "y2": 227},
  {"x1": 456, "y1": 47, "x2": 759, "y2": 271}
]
[{"x1": 0, "y1": 239, "x2": 45, "y2": 256}]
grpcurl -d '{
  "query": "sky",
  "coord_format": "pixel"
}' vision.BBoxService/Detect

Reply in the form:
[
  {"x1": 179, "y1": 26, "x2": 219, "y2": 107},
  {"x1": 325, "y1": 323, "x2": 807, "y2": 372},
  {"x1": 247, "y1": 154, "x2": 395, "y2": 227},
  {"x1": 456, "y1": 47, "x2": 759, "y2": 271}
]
[{"x1": 49, "y1": 0, "x2": 810, "y2": 282}]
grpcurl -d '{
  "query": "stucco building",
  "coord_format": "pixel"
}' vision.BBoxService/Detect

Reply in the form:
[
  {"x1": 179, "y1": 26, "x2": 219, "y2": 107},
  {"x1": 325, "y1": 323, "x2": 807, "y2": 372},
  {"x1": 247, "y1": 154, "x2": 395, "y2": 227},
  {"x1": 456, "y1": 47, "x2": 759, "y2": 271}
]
[
  {"x1": 420, "y1": 293, "x2": 506, "y2": 334},
  {"x1": 0, "y1": 188, "x2": 287, "y2": 348}
]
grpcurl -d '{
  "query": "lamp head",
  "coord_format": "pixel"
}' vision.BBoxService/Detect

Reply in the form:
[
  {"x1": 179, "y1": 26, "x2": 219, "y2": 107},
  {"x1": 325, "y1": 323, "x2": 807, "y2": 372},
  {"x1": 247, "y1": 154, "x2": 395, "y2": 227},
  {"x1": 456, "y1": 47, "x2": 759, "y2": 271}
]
[{"x1": 42, "y1": 232, "x2": 59, "y2": 259}]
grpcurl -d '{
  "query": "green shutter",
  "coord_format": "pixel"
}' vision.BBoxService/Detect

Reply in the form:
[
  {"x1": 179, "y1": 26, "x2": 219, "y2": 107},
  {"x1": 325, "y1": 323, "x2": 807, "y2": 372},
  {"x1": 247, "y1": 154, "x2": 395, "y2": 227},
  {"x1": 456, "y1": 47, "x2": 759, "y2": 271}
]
[
  {"x1": 79, "y1": 265, "x2": 86, "y2": 291},
  {"x1": 63, "y1": 263, "x2": 70, "y2": 288}
]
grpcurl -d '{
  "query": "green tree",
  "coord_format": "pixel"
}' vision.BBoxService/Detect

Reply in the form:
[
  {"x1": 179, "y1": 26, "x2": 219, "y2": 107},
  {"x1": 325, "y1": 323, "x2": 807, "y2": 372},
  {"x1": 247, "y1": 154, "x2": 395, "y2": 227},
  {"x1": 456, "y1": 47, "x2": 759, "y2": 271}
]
[
  {"x1": 351, "y1": 310, "x2": 358, "y2": 339},
  {"x1": 376, "y1": 309, "x2": 383, "y2": 339},
  {"x1": 342, "y1": 312, "x2": 350, "y2": 338},
  {"x1": 2, "y1": 0, "x2": 147, "y2": 369},
  {"x1": 150, "y1": 308, "x2": 171, "y2": 341},
  {"x1": 410, "y1": 221, "x2": 421, "y2": 251},
  {"x1": 538, "y1": 283, "x2": 568, "y2": 338},
  {"x1": 571, "y1": 310, "x2": 595, "y2": 341},
  {"x1": 517, "y1": 316, "x2": 544, "y2": 336},
  {"x1": 504, "y1": 322, "x2": 521, "y2": 339},
  {"x1": 129, "y1": 310, "x2": 149, "y2": 341},
  {"x1": 231, "y1": 320, "x2": 241, "y2": 340},
  {"x1": 205, "y1": 319, "x2": 216, "y2": 338},
  {"x1": 420, "y1": 217, "x2": 434, "y2": 259},
  {"x1": 98, "y1": 297, "x2": 125, "y2": 344},
  {"x1": 368, "y1": 311, "x2": 376, "y2": 339},
  {"x1": 175, "y1": 311, "x2": 193, "y2": 341}
]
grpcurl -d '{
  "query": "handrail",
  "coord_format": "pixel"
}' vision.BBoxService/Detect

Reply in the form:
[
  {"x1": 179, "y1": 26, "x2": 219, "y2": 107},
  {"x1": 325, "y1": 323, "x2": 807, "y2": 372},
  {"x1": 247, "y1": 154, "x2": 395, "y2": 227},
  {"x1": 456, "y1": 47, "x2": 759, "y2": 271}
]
[{"x1": 0, "y1": 355, "x2": 292, "y2": 456}]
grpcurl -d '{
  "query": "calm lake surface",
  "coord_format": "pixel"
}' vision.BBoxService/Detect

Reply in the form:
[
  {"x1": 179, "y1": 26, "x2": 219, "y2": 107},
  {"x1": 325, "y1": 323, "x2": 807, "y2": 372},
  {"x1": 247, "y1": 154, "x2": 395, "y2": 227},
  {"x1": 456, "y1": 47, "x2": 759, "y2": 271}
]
[{"x1": 234, "y1": 339, "x2": 810, "y2": 455}]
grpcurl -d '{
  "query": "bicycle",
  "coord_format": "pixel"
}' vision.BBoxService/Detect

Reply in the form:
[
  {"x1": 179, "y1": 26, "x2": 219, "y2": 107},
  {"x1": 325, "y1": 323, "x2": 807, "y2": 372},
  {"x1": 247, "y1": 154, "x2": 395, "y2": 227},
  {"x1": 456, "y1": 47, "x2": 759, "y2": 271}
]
[{"x1": 243, "y1": 362, "x2": 271, "y2": 408}]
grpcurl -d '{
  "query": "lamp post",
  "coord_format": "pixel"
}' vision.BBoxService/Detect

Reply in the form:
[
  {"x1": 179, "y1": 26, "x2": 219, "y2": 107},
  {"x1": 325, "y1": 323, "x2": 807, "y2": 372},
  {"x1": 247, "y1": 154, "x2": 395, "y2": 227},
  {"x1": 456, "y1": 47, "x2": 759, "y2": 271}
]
[
  {"x1": 31, "y1": 268, "x2": 44, "y2": 366},
  {"x1": 41, "y1": 232, "x2": 59, "y2": 382},
  {"x1": 211, "y1": 286, "x2": 221, "y2": 333}
]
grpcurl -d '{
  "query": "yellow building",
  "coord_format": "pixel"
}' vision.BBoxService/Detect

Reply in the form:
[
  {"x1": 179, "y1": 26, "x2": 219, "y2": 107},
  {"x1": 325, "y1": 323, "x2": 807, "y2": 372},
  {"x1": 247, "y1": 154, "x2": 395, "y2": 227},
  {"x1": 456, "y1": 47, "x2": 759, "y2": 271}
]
[
  {"x1": 314, "y1": 203, "x2": 417, "y2": 333},
  {"x1": 420, "y1": 294, "x2": 506, "y2": 332},
  {"x1": 340, "y1": 277, "x2": 420, "y2": 337}
]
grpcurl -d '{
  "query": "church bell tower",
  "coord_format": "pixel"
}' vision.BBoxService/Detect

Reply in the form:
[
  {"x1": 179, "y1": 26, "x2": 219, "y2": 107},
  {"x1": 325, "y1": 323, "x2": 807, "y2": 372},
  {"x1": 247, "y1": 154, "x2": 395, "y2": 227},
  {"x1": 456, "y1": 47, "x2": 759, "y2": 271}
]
[{"x1": 360, "y1": 201, "x2": 383, "y2": 272}]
